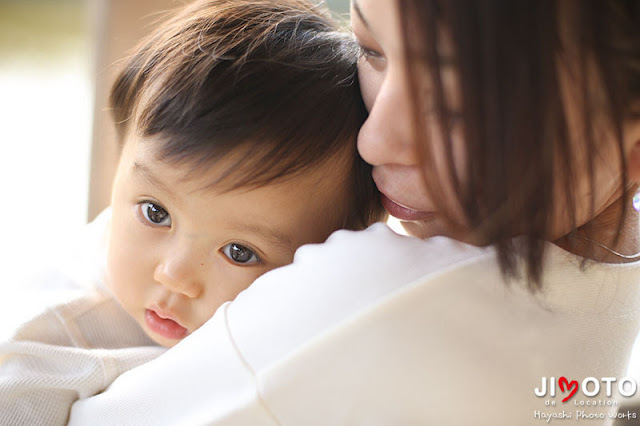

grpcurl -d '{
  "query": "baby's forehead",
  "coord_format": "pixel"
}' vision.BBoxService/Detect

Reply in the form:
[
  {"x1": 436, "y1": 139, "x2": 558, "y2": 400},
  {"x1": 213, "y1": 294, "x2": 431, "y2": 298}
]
[
  {"x1": 125, "y1": 128, "x2": 353, "y2": 193},
  {"x1": 125, "y1": 132, "x2": 351, "y2": 204}
]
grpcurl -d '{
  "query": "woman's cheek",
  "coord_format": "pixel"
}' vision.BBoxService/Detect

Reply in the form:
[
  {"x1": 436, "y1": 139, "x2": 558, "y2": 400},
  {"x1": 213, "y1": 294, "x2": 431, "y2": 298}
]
[{"x1": 358, "y1": 60, "x2": 382, "y2": 112}]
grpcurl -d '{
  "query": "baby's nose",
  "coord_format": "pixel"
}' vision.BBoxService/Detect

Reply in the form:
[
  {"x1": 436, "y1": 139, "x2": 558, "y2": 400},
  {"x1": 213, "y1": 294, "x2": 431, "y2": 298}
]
[{"x1": 153, "y1": 247, "x2": 206, "y2": 298}]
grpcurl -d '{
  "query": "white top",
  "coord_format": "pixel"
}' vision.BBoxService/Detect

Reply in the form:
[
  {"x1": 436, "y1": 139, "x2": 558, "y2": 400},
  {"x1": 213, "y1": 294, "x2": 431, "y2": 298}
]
[{"x1": 67, "y1": 223, "x2": 640, "y2": 426}]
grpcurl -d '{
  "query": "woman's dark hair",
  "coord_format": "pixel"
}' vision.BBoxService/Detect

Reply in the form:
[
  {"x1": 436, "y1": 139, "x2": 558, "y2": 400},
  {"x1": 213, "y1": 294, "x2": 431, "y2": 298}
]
[
  {"x1": 110, "y1": 0, "x2": 384, "y2": 229},
  {"x1": 397, "y1": 0, "x2": 640, "y2": 290}
]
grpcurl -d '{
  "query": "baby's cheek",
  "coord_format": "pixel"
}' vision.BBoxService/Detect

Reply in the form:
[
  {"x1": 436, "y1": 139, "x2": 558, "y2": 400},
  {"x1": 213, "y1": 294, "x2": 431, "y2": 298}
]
[
  {"x1": 105, "y1": 243, "x2": 120, "y2": 293},
  {"x1": 106, "y1": 236, "x2": 143, "y2": 309},
  {"x1": 106, "y1": 236, "x2": 128, "y2": 286},
  {"x1": 192, "y1": 268, "x2": 266, "y2": 330}
]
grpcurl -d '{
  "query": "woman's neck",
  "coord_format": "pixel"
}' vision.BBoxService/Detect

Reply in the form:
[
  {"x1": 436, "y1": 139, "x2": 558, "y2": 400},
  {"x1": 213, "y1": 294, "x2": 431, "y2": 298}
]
[{"x1": 555, "y1": 189, "x2": 640, "y2": 263}]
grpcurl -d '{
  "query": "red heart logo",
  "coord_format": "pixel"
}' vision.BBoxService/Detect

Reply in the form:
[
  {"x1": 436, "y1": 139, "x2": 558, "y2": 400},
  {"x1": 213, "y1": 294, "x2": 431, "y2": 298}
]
[{"x1": 559, "y1": 376, "x2": 578, "y2": 402}]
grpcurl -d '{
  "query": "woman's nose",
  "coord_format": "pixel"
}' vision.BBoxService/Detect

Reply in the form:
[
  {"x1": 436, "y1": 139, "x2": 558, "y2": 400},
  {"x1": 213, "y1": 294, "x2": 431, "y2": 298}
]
[
  {"x1": 153, "y1": 243, "x2": 206, "y2": 299},
  {"x1": 357, "y1": 69, "x2": 418, "y2": 167}
]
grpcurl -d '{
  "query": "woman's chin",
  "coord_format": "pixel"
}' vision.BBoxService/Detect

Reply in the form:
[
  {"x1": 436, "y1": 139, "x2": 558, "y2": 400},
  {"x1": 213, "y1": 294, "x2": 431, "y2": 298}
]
[{"x1": 399, "y1": 217, "x2": 444, "y2": 239}]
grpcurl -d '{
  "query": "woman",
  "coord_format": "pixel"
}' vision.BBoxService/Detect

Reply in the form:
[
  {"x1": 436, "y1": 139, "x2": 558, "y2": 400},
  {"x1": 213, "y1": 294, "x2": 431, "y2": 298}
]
[{"x1": 69, "y1": 0, "x2": 640, "y2": 425}]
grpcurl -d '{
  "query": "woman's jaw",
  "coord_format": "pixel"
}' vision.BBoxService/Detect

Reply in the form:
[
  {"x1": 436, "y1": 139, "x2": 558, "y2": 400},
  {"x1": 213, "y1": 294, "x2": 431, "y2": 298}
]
[
  {"x1": 371, "y1": 170, "x2": 445, "y2": 238},
  {"x1": 369, "y1": 165, "x2": 440, "y2": 238}
]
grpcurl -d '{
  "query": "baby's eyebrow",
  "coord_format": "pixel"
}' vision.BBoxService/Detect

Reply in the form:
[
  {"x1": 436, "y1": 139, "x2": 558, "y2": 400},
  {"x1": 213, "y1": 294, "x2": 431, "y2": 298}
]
[
  {"x1": 133, "y1": 162, "x2": 173, "y2": 196},
  {"x1": 228, "y1": 223, "x2": 295, "y2": 253}
]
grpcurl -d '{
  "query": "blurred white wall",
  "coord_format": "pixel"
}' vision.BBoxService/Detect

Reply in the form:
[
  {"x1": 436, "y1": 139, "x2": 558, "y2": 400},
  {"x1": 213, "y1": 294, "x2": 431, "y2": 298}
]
[{"x1": 0, "y1": 0, "x2": 92, "y2": 335}]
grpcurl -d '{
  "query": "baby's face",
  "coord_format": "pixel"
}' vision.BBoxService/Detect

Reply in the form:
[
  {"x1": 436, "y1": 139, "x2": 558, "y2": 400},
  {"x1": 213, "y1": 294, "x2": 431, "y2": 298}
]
[{"x1": 108, "y1": 136, "x2": 352, "y2": 347}]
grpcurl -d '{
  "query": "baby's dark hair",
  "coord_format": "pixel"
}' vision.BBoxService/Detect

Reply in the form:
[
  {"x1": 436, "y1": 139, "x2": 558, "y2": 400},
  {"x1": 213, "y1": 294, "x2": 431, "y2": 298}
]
[{"x1": 109, "y1": 0, "x2": 384, "y2": 229}]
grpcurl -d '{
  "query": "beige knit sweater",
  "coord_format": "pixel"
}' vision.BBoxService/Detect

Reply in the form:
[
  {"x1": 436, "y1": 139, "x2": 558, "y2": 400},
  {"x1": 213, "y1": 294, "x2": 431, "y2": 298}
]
[{"x1": 0, "y1": 287, "x2": 165, "y2": 425}]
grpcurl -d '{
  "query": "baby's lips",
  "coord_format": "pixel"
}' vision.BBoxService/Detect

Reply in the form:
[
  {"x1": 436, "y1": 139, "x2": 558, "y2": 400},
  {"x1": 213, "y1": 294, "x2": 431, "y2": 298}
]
[{"x1": 144, "y1": 308, "x2": 188, "y2": 340}]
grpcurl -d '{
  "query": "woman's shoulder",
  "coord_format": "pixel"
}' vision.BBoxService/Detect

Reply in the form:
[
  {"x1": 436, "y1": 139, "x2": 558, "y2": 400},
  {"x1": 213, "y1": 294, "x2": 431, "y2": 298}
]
[
  {"x1": 295, "y1": 222, "x2": 492, "y2": 279},
  {"x1": 264, "y1": 222, "x2": 494, "y2": 313},
  {"x1": 227, "y1": 224, "x2": 640, "y2": 372},
  {"x1": 227, "y1": 223, "x2": 495, "y2": 371}
]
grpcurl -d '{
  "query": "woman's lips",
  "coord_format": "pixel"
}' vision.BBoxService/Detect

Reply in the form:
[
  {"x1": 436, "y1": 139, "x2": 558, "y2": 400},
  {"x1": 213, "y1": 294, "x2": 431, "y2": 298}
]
[
  {"x1": 380, "y1": 193, "x2": 434, "y2": 221},
  {"x1": 144, "y1": 309, "x2": 188, "y2": 340}
]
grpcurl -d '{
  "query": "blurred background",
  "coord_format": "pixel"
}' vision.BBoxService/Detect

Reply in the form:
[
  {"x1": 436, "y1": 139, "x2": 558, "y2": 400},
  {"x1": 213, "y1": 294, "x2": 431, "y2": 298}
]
[
  {"x1": 0, "y1": 0, "x2": 92, "y2": 314},
  {"x1": 0, "y1": 0, "x2": 349, "y2": 336}
]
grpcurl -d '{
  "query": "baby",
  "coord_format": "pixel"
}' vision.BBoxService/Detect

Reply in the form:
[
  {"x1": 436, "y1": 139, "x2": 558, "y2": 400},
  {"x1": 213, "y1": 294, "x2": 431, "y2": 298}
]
[{"x1": 0, "y1": 0, "x2": 383, "y2": 423}]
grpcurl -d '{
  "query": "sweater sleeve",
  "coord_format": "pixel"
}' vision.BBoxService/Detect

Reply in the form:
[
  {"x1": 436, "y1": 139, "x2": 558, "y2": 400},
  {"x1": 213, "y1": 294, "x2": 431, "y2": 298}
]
[
  {"x1": 0, "y1": 341, "x2": 164, "y2": 425},
  {"x1": 68, "y1": 303, "x2": 280, "y2": 426},
  {"x1": 0, "y1": 290, "x2": 165, "y2": 425}
]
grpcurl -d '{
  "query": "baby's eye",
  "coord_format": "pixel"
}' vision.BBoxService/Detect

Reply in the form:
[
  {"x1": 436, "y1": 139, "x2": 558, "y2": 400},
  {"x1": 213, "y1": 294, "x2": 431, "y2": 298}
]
[
  {"x1": 221, "y1": 243, "x2": 261, "y2": 265},
  {"x1": 140, "y1": 202, "x2": 172, "y2": 227}
]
